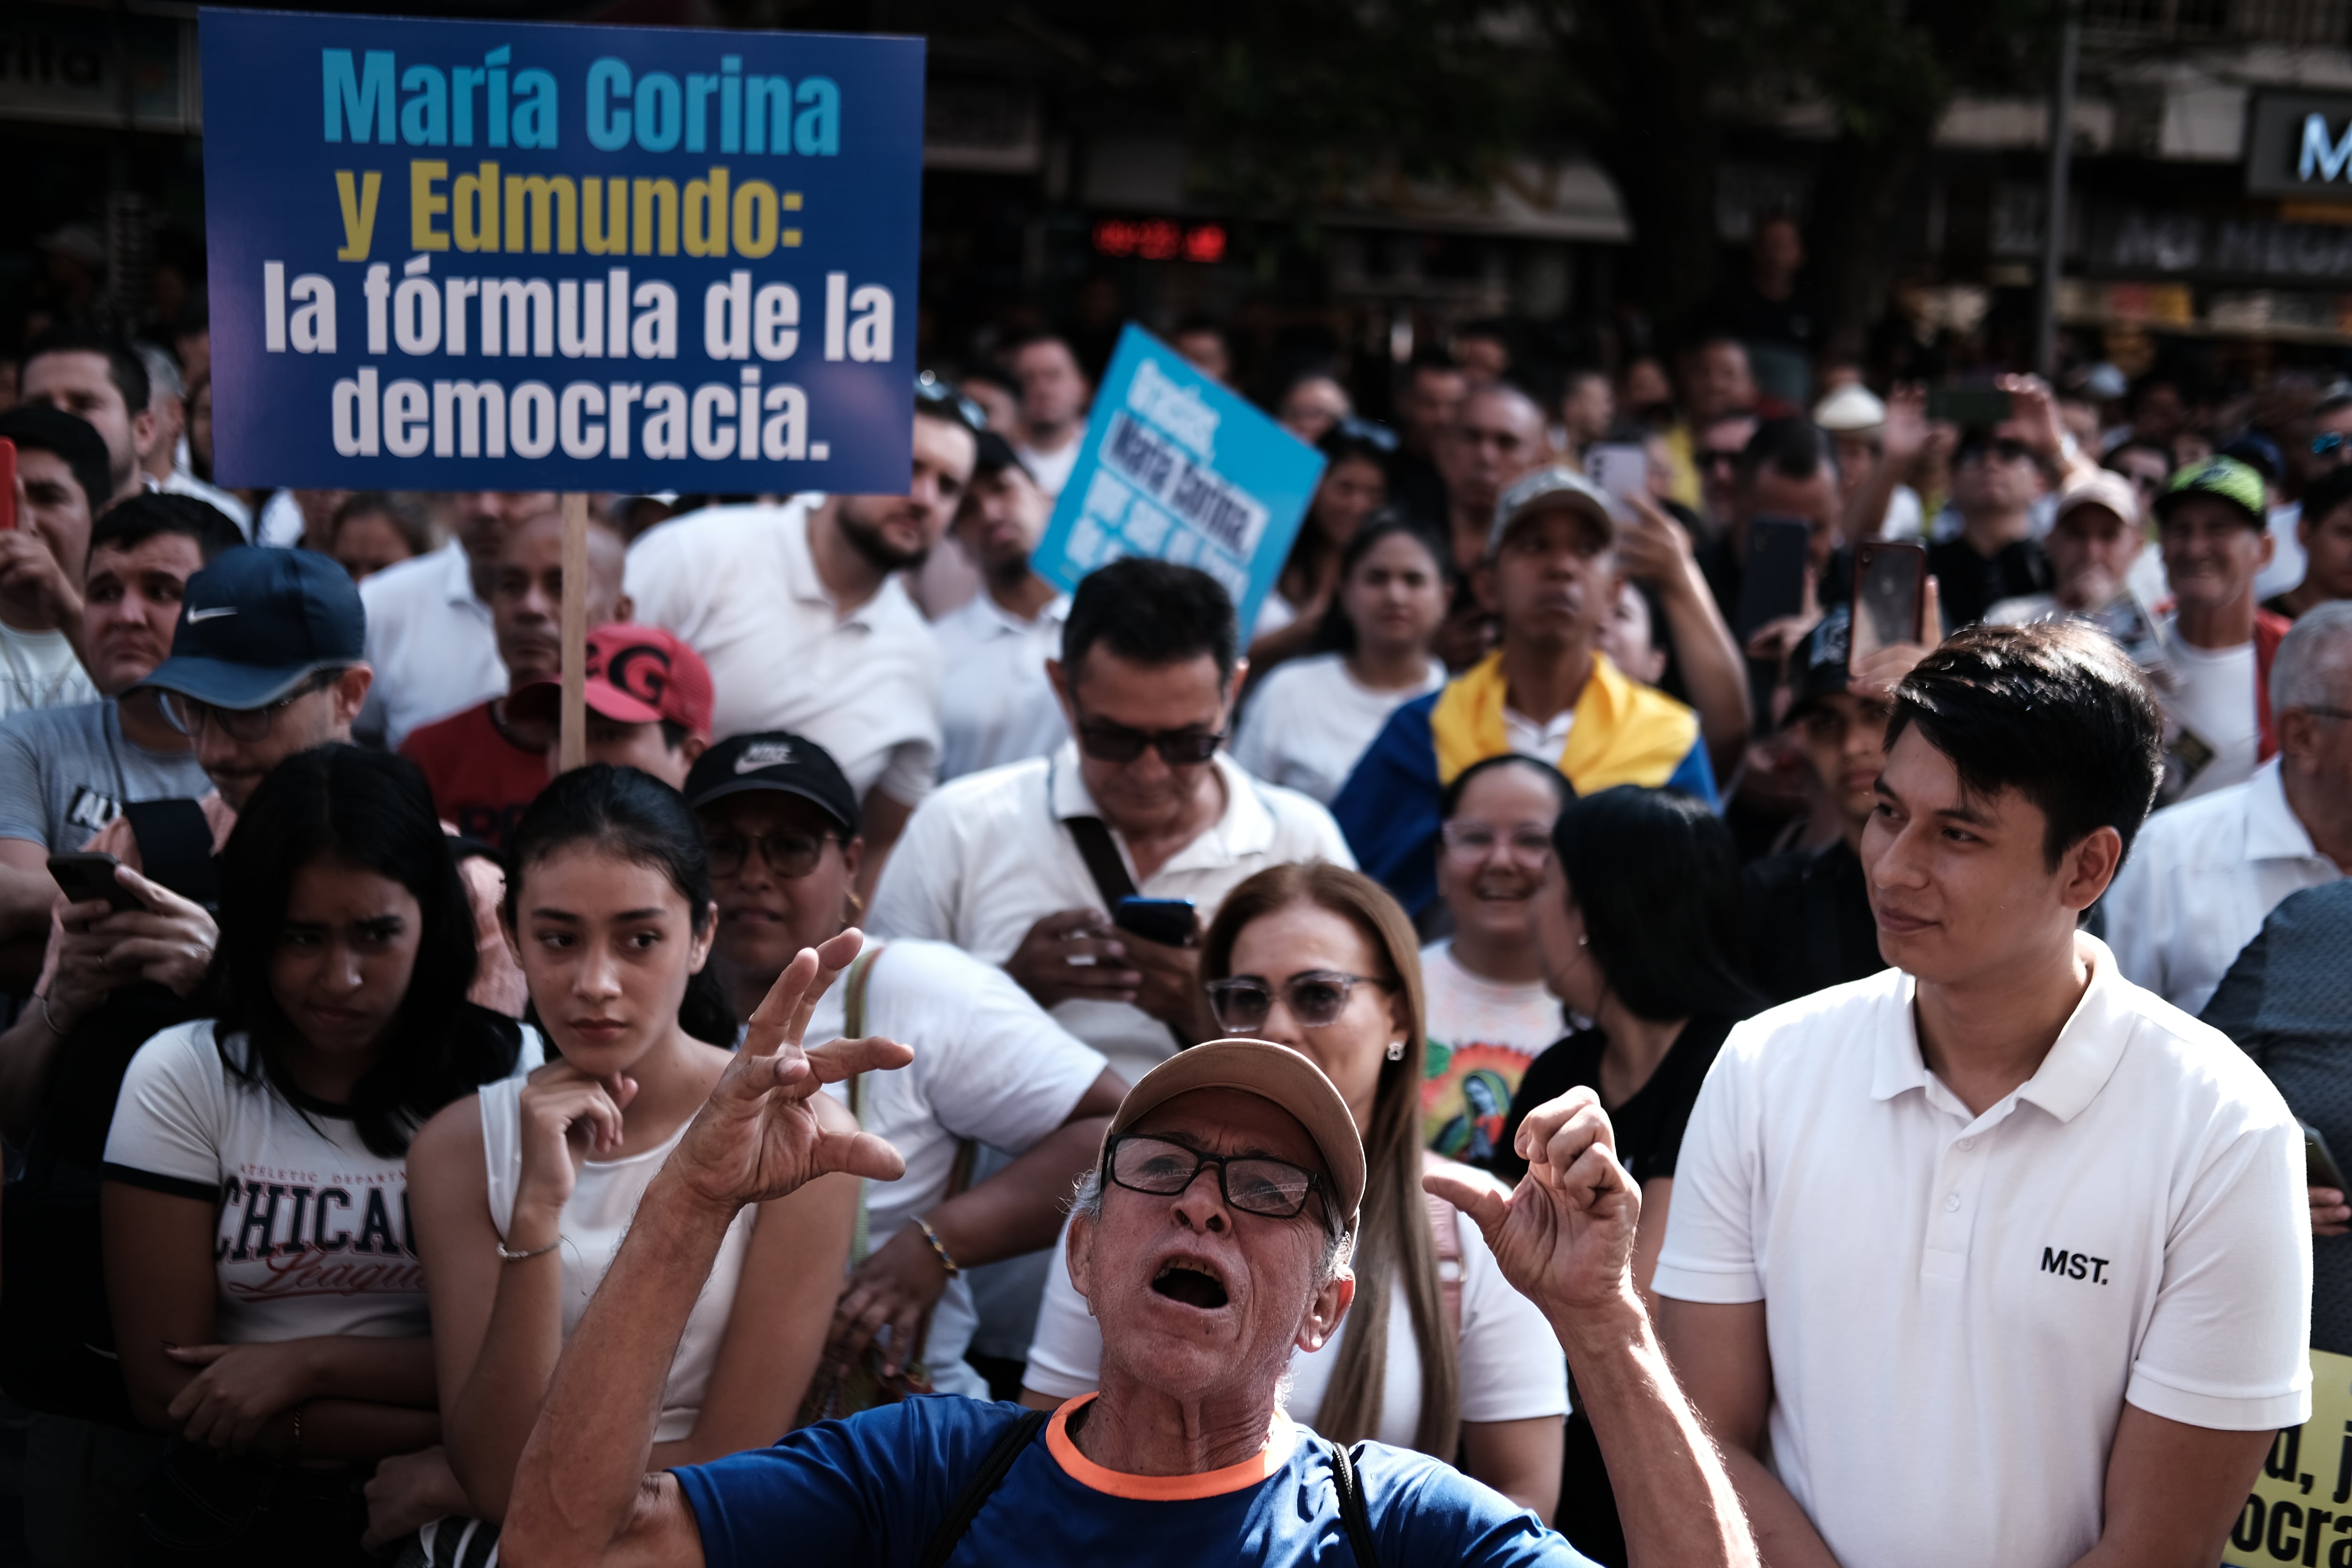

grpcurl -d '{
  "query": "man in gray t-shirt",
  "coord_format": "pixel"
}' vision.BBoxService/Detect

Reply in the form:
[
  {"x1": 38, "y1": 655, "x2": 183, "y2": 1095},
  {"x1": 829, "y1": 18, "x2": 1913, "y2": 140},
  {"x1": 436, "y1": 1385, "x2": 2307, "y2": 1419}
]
[
  {"x1": 0, "y1": 494, "x2": 244, "y2": 948},
  {"x1": 0, "y1": 698, "x2": 210, "y2": 854}
]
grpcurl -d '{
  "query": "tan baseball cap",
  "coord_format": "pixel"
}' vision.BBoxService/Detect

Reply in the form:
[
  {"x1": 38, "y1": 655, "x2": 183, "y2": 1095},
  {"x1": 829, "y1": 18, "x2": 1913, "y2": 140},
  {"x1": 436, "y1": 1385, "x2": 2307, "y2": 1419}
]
[
  {"x1": 1106, "y1": 1038, "x2": 1367, "y2": 1231},
  {"x1": 1487, "y1": 465, "x2": 1616, "y2": 557},
  {"x1": 2053, "y1": 469, "x2": 2141, "y2": 531}
]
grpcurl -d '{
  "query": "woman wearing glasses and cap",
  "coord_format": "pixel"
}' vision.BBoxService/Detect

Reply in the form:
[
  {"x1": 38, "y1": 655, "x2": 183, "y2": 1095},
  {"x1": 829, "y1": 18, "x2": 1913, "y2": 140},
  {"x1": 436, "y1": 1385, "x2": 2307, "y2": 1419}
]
[
  {"x1": 684, "y1": 731, "x2": 1127, "y2": 1407},
  {"x1": 1021, "y1": 860, "x2": 1569, "y2": 1519}
]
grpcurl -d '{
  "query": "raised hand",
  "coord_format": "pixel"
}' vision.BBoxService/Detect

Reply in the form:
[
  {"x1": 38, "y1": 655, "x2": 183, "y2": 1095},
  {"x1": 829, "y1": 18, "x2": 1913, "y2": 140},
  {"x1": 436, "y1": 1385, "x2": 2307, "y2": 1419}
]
[
  {"x1": 670, "y1": 928, "x2": 913, "y2": 1212},
  {"x1": 1424, "y1": 1087, "x2": 1639, "y2": 1316}
]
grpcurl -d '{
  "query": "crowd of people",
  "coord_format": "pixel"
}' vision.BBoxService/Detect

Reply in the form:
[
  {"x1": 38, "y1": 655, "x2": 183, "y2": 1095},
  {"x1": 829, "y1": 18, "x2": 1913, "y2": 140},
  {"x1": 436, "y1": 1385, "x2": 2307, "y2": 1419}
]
[{"x1": 0, "y1": 289, "x2": 2337, "y2": 1568}]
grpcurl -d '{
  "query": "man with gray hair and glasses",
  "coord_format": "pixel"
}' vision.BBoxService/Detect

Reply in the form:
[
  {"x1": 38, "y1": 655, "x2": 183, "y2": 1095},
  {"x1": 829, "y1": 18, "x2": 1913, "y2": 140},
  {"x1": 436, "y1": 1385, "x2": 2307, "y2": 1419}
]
[
  {"x1": 498, "y1": 941, "x2": 1758, "y2": 1567},
  {"x1": 2109, "y1": 600, "x2": 2352, "y2": 1012}
]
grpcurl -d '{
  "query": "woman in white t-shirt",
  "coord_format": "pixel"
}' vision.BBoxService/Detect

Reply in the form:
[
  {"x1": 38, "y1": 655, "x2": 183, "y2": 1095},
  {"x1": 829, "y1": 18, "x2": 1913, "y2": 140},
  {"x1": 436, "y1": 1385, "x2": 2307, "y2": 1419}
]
[
  {"x1": 1421, "y1": 756, "x2": 1573, "y2": 1161},
  {"x1": 102, "y1": 746, "x2": 540, "y2": 1564},
  {"x1": 683, "y1": 731, "x2": 1126, "y2": 1402},
  {"x1": 1232, "y1": 515, "x2": 1450, "y2": 804},
  {"x1": 1246, "y1": 422, "x2": 1397, "y2": 659},
  {"x1": 1021, "y1": 861, "x2": 1567, "y2": 1517},
  {"x1": 405, "y1": 765, "x2": 861, "y2": 1561}
]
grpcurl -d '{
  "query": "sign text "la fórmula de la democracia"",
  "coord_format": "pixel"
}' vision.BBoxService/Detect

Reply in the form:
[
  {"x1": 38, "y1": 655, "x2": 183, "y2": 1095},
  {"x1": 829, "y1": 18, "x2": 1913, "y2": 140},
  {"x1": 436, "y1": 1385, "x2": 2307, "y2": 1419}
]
[{"x1": 199, "y1": 10, "x2": 924, "y2": 492}]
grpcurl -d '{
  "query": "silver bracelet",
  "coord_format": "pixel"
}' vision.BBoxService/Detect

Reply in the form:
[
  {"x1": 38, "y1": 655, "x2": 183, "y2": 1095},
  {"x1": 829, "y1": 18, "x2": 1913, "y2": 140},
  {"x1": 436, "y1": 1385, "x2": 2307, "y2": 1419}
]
[
  {"x1": 35, "y1": 994, "x2": 68, "y2": 1037},
  {"x1": 497, "y1": 1235, "x2": 561, "y2": 1262}
]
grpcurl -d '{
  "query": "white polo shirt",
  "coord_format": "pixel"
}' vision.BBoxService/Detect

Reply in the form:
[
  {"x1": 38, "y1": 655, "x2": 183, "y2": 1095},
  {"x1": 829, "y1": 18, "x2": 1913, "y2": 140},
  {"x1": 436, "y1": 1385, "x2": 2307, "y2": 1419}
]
[
  {"x1": 931, "y1": 590, "x2": 1070, "y2": 782},
  {"x1": 357, "y1": 540, "x2": 504, "y2": 750},
  {"x1": 866, "y1": 742, "x2": 1355, "y2": 1088},
  {"x1": 626, "y1": 499, "x2": 939, "y2": 806},
  {"x1": 1656, "y1": 934, "x2": 2310, "y2": 1568},
  {"x1": 2105, "y1": 757, "x2": 2343, "y2": 1016}
]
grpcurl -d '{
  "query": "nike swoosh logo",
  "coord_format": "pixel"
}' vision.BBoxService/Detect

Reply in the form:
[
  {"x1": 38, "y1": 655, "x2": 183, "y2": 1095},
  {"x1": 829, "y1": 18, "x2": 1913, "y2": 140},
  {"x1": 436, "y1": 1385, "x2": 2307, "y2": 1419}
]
[{"x1": 187, "y1": 607, "x2": 237, "y2": 621}]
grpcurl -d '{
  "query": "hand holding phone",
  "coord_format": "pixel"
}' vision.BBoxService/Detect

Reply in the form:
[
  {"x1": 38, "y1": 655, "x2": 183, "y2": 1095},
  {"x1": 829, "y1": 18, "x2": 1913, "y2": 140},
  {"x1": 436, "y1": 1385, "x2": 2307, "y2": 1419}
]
[
  {"x1": 1850, "y1": 541, "x2": 1927, "y2": 666},
  {"x1": 1113, "y1": 896, "x2": 1198, "y2": 948},
  {"x1": 1926, "y1": 385, "x2": 2014, "y2": 429},
  {"x1": 48, "y1": 852, "x2": 146, "y2": 914},
  {"x1": 1735, "y1": 517, "x2": 1812, "y2": 639},
  {"x1": 1585, "y1": 442, "x2": 1648, "y2": 509}
]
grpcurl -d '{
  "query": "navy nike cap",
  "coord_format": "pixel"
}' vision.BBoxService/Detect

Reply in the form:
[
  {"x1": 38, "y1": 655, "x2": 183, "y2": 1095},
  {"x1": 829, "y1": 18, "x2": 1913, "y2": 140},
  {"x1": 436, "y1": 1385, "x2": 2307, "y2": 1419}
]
[{"x1": 137, "y1": 545, "x2": 366, "y2": 709}]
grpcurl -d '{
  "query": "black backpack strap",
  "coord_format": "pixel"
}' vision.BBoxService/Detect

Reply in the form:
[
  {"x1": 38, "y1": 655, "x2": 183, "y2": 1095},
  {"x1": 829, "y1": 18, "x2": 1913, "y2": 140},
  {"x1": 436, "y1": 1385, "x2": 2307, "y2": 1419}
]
[
  {"x1": 121, "y1": 797, "x2": 221, "y2": 907},
  {"x1": 1328, "y1": 1440, "x2": 1381, "y2": 1568},
  {"x1": 1062, "y1": 815, "x2": 1138, "y2": 910},
  {"x1": 915, "y1": 1408, "x2": 1050, "y2": 1568}
]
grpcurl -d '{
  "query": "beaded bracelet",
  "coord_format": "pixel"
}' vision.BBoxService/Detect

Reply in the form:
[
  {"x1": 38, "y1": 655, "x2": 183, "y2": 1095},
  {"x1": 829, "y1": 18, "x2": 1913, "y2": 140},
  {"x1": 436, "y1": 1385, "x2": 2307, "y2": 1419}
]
[
  {"x1": 914, "y1": 1217, "x2": 960, "y2": 1277},
  {"x1": 498, "y1": 1236, "x2": 561, "y2": 1263}
]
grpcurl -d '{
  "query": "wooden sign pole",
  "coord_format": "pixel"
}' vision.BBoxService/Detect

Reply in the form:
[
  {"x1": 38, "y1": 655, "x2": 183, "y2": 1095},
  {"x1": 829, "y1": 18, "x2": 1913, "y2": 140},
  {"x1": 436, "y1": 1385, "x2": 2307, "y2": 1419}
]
[{"x1": 557, "y1": 492, "x2": 589, "y2": 773}]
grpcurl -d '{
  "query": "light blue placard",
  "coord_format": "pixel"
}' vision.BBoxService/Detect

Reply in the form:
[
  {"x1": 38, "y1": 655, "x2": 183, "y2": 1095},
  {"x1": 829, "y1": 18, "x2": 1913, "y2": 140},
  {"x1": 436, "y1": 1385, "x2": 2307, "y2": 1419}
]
[
  {"x1": 1031, "y1": 325, "x2": 1326, "y2": 635},
  {"x1": 200, "y1": 8, "x2": 922, "y2": 492}
]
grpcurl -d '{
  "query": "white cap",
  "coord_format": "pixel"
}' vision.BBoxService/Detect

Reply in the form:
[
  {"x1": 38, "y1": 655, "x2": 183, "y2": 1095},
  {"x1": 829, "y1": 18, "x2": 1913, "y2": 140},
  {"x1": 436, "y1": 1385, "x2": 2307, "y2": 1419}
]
[{"x1": 1812, "y1": 383, "x2": 1887, "y2": 433}]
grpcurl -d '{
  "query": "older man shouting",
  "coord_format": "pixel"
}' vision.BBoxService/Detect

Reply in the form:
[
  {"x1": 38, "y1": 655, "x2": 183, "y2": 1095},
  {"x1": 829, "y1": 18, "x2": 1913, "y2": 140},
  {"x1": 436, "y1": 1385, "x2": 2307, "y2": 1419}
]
[{"x1": 501, "y1": 932, "x2": 1756, "y2": 1568}]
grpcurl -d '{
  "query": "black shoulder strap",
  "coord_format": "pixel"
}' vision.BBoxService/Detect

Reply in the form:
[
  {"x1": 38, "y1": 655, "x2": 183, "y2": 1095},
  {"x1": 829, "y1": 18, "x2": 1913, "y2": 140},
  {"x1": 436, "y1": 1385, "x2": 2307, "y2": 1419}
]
[
  {"x1": 1328, "y1": 1440, "x2": 1381, "y2": 1568},
  {"x1": 122, "y1": 797, "x2": 221, "y2": 907},
  {"x1": 1063, "y1": 815, "x2": 1138, "y2": 911},
  {"x1": 915, "y1": 1408, "x2": 1050, "y2": 1568}
]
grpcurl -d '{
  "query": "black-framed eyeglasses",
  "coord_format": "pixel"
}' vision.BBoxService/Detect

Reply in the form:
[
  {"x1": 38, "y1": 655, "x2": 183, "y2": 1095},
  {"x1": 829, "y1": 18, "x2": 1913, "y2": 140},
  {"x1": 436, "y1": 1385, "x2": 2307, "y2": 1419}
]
[
  {"x1": 1961, "y1": 438, "x2": 2036, "y2": 466},
  {"x1": 915, "y1": 371, "x2": 987, "y2": 433},
  {"x1": 1102, "y1": 1132, "x2": 1327, "y2": 1219},
  {"x1": 1439, "y1": 821, "x2": 1554, "y2": 868},
  {"x1": 1205, "y1": 971, "x2": 1383, "y2": 1033},
  {"x1": 1072, "y1": 706, "x2": 1224, "y2": 767},
  {"x1": 159, "y1": 671, "x2": 336, "y2": 743},
  {"x1": 703, "y1": 827, "x2": 841, "y2": 880}
]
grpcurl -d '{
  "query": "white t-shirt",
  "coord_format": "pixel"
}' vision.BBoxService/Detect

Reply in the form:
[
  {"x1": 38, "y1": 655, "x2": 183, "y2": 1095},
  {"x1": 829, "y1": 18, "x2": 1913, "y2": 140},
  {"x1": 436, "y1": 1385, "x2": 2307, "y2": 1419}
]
[
  {"x1": 2158, "y1": 622, "x2": 2260, "y2": 804},
  {"x1": 0, "y1": 617, "x2": 97, "y2": 721},
  {"x1": 1014, "y1": 437, "x2": 1081, "y2": 500},
  {"x1": 931, "y1": 591, "x2": 1070, "y2": 783},
  {"x1": 103, "y1": 1018, "x2": 544, "y2": 1345},
  {"x1": 806, "y1": 939, "x2": 1109, "y2": 1398},
  {"x1": 626, "y1": 499, "x2": 940, "y2": 805},
  {"x1": 867, "y1": 744, "x2": 1357, "y2": 1089},
  {"x1": 1654, "y1": 935, "x2": 2311, "y2": 1568},
  {"x1": 1022, "y1": 1162, "x2": 1570, "y2": 1443},
  {"x1": 357, "y1": 540, "x2": 504, "y2": 750},
  {"x1": 1232, "y1": 654, "x2": 1445, "y2": 806},
  {"x1": 1417, "y1": 940, "x2": 1564, "y2": 1162}
]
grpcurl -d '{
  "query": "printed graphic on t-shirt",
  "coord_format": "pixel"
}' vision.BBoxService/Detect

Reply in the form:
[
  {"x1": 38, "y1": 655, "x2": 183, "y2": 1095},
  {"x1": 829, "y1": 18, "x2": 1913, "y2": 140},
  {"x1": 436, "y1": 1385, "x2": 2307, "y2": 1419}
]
[
  {"x1": 213, "y1": 1163, "x2": 416, "y2": 1303},
  {"x1": 1422, "y1": 1040, "x2": 1533, "y2": 1163},
  {"x1": 65, "y1": 783, "x2": 123, "y2": 835}
]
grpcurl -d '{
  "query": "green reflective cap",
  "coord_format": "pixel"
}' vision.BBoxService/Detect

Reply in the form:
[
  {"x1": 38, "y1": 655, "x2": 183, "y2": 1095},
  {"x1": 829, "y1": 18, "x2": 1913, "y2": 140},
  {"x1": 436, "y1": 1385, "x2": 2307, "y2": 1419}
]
[{"x1": 2155, "y1": 455, "x2": 2266, "y2": 529}]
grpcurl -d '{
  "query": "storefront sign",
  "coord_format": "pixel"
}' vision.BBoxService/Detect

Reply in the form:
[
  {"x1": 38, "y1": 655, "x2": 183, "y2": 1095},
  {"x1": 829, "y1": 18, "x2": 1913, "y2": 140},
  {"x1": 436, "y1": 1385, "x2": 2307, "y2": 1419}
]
[
  {"x1": 1031, "y1": 324, "x2": 1325, "y2": 635},
  {"x1": 2248, "y1": 92, "x2": 2352, "y2": 199},
  {"x1": 199, "y1": 8, "x2": 923, "y2": 491}
]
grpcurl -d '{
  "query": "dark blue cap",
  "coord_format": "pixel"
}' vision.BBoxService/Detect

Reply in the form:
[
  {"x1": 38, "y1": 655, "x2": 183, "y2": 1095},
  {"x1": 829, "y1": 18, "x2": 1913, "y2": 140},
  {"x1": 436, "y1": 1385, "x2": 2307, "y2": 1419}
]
[{"x1": 137, "y1": 545, "x2": 366, "y2": 709}]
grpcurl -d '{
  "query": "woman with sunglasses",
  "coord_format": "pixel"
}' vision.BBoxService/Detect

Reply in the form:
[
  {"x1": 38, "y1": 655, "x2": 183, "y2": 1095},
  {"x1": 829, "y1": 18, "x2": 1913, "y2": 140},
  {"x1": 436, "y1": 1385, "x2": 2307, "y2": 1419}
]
[
  {"x1": 1231, "y1": 516, "x2": 1450, "y2": 804},
  {"x1": 683, "y1": 732, "x2": 1125, "y2": 1405},
  {"x1": 404, "y1": 766, "x2": 859, "y2": 1561},
  {"x1": 1247, "y1": 422, "x2": 1398, "y2": 667},
  {"x1": 1421, "y1": 756, "x2": 1572, "y2": 1163},
  {"x1": 1021, "y1": 861, "x2": 1568, "y2": 1518},
  {"x1": 1485, "y1": 784, "x2": 1758, "y2": 1567},
  {"x1": 101, "y1": 746, "x2": 535, "y2": 1564}
]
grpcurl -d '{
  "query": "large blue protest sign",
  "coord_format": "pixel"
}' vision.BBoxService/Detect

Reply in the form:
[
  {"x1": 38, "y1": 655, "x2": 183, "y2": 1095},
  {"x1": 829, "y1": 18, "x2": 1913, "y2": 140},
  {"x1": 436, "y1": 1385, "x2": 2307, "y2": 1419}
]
[
  {"x1": 200, "y1": 8, "x2": 922, "y2": 492},
  {"x1": 1032, "y1": 325, "x2": 1325, "y2": 635}
]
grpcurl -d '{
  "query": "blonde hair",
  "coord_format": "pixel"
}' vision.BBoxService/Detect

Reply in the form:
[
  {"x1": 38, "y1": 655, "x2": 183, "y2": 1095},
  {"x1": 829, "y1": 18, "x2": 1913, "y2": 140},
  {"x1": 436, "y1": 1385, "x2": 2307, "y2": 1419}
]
[{"x1": 1200, "y1": 862, "x2": 1460, "y2": 1457}]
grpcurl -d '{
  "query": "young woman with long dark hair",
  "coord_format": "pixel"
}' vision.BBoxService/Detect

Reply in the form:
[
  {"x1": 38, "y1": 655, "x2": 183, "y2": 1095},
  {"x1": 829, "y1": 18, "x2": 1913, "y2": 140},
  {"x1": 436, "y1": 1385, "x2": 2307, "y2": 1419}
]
[
  {"x1": 404, "y1": 765, "x2": 858, "y2": 1563},
  {"x1": 1486, "y1": 782, "x2": 1761, "y2": 1567},
  {"x1": 102, "y1": 744, "x2": 535, "y2": 1564}
]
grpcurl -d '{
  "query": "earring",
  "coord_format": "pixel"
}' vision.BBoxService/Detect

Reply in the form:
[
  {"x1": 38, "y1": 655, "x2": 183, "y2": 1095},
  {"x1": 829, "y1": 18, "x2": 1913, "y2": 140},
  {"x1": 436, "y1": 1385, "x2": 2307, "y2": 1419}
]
[
  {"x1": 1385, "y1": 1038, "x2": 1406, "y2": 1062},
  {"x1": 1578, "y1": 935, "x2": 1589, "y2": 947},
  {"x1": 843, "y1": 889, "x2": 866, "y2": 925}
]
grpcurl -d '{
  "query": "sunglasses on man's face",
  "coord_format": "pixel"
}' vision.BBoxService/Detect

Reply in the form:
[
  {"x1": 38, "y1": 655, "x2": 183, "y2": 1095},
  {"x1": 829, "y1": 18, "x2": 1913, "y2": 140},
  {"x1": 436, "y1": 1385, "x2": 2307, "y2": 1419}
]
[{"x1": 1073, "y1": 714, "x2": 1224, "y2": 767}]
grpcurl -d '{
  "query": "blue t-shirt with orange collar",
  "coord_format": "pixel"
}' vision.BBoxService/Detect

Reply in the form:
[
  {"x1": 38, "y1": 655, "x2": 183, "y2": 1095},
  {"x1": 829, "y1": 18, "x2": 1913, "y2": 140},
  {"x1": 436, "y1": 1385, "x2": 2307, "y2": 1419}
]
[{"x1": 675, "y1": 1394, "x2": 1587, "y2": 1567}]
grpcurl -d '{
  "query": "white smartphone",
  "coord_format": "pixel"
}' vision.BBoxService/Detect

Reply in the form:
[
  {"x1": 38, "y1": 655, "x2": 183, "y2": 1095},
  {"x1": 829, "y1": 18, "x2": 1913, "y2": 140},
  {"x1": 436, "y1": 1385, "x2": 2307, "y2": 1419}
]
[{"x1": 1585, "y1": 442, "x2": 1648, "y2": 507}]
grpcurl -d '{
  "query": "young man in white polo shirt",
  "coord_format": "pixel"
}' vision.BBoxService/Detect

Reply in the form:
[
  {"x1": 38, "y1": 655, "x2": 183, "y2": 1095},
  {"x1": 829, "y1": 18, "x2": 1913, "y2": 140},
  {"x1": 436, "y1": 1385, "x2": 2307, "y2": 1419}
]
[
  {"x1": 1658, "y1": 620, "x2": 2310, "y2": 1568},
  {"x1": 625, "y1": 382, "x2": 979, "y2": 898}
]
